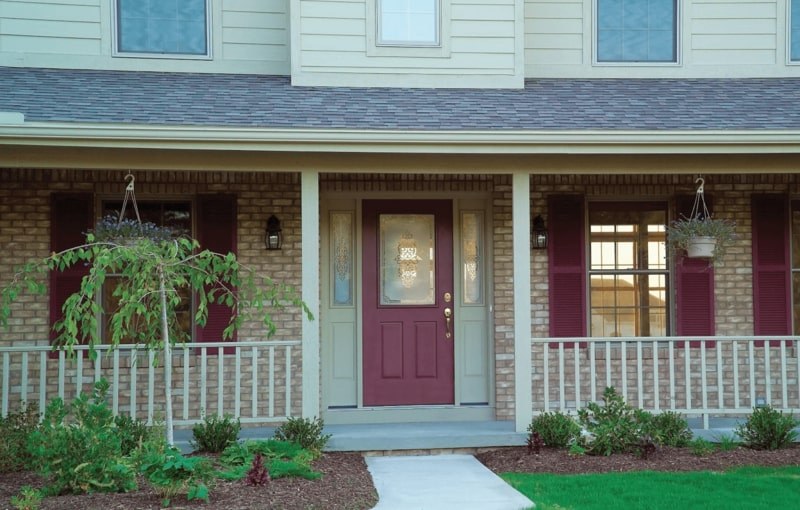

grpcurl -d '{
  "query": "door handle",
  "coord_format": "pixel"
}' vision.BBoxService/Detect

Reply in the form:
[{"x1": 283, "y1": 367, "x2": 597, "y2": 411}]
[{"x1": 444, "y1": 307, "x2": 452, "y2": 339}]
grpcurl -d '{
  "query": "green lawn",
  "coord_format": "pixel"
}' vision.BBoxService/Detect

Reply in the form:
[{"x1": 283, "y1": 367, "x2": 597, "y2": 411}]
[{"x1": 502, "y1": 466, "x2": 800, "y2": 510}]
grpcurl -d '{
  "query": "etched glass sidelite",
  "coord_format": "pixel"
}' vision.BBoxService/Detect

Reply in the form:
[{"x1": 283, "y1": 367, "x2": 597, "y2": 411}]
[
  {"x1": 331, "y1": 212, "x2": 354, "y2": 306},
  {"x1": 461, "y1": 211, "x2": 484, "y2": 305},
  {"x1": 379, "y1": 214, "x2": 435, "y2": 305}
]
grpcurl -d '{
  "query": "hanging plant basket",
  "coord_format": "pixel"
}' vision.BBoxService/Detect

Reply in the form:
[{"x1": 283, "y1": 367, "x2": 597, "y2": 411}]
[
  {"x1": 685, "y1": 235, "x2": 717, "y2": 259},
  {"x1": 89, "y1": 215, "x2": 175, "y2": 244}
]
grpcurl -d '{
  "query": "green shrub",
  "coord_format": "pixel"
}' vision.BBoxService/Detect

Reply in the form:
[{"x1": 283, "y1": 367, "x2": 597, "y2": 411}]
[
  {"x1": 716, "y1": 433, "x2": 740, "y2": 452},
  {"x1": 273, "y1": 416, "x2": 331, "y2": 457},
  {"x1": 26, "y1": 379, "x2": 137, "y2": 496},
  {"x1": 191, "y1": 413, "x2": 240, "y2": 453},
  {"x1": 10, "y1": 486, "x2": 42, "y2": 510},
  {"x1": 646, "y1": 411, "x2": 693, "y2": 447},
  {"x1": 217, "y1": 439, "x2": 320, "y2": 481},
  {"x1": 137, "y1": 446, "x2": 214, "y2": 507},
  {"x1": 576, "y1": 387, "x2": 652, "y2": 456},
  {"x1": 529, "y1": 411, "x2": 581, "y2": 448},
  {"x1": 735, "y1": 406, "x2": 799, "y2": 450},
  {"x1": 0, "y1": 403, "x2": 39, "y2": 472},
  {"x1": 114, "y1": 414, "x2": 156, "y2": 456},
  {"x1": 689, "y1": 437, "x2": 715, "y2": 456}
]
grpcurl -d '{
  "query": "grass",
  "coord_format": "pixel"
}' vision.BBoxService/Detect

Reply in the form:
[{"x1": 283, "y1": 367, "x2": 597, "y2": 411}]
[{"x1": 502, "y1": 466, "x2": 800, "y2": 510}]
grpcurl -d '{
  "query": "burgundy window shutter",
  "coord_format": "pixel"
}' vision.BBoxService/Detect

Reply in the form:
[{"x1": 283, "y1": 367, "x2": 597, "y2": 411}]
[
  {"x1": 752, "y1": 195, "x2": 791, "y2": 346},
  {"x1": 674, "y1": 195, "x2": 715, "y2": 348},
  {"x1": 548, "y1": 195, "x2": 587, "y2": 347},
  {"x1": 196, "y1": 195, "x2": 237, "y2": 354},
  {"x1": 49, "y1": 194, "x2": 93, "y2": 352}
]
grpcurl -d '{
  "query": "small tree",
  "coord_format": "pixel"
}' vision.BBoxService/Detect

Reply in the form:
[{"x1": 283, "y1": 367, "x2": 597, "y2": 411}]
[{"x1": 1, "y1": 229, "x2": 311, "y2": 444}]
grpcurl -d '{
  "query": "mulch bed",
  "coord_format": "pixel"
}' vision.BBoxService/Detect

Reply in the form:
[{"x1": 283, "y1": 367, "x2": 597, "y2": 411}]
[
  {"x1": 0, "y1": 453, "x2": 378, "y2": 510},
  {"x1": 476, "y1": 444, "x2": 800, "y2": 475}
]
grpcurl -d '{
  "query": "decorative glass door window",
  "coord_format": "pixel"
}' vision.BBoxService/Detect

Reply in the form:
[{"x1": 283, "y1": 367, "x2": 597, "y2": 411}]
[
  {"x1": 589, "y1": 205, "x2": 668, "y2": 337},
  {"x1": 378, "y1": 0, "x2": 439, "y2": 46},
  {"x1": 379, "y1": 214, "x2": 435, "y2": 305}
]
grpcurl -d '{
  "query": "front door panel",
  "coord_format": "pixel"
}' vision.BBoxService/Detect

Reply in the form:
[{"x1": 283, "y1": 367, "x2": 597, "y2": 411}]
[{"x1": 362, "y1": 200, "x2": 454, "y2": 406}]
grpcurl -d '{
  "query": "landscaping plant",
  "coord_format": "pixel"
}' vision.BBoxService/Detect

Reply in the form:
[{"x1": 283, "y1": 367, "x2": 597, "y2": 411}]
[
  {"x1": 114, "y1": 414, "x2": 158, "y2": 456},
  {"x1": 645, "y1": 411, "x2": 693, "y2": 447},
  {"x1": 576, "y1": 387, "x2": 653, "y2": 456},
  {"x1": 735, "y1": 405, "x2": 799, "y2": 450},
  {"x1": 26, "y1": 379, "x2": 137, "y2": 496},
  {"x1": 191, "y1": 412, "x2": 241, "y2": 453},
  {"x1": 273, "y1": 416, "x2": 332, "y2": 457},
  {"x1": 689, "y1": 437, "x2": 715, "y2": 457},
  {"x1": 217, "y1": 439, "x2": 320, "y2": 481},
  {"x1": 528, "y1": 411, "x2": 581, "y2": 448},
  {"x1": 136, "y1": 445, "x2": 214, "y2": 507},
  {"x1": 245, "y1": 453, "x2": 270, "y2": 486},
  {"x1": 715, "y1": 433, "x2": 740, "y2": 452},
  {"x1": 9, "y1": 486, "x2": 42, "y2": 510},
  {"x1": 0, "y1": 403, "x2": 39, "y2": 472}
]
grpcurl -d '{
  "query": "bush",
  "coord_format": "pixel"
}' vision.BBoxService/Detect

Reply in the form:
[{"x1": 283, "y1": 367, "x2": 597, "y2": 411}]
[
  {"x1": 218, "y1": 440, "x2": 320, "y2": 481},
  {"x1": 716, "y1": 433, "x2": 740, "y2": 452},
  {"x1": 689, "y1": 437, "x2": 715, "y2": 456},
  {"x1": 26, "y1": 379, "x2": 137, "y2": 495},
  {"x1": 114, "y1": 414, "x2": 156, "y2": 456},
  {"x1": 191, "y1": 413, "x2": 241, "y2": 453},
  {"x1": 735, "y1": 406, "x2": 799, "y2": 450},
  {"x1": 528, "y1": 411, "x2": 581, "y2": 448},
  {"x1": 10, "y1": 486, "x2": 42, "y2": 510},
  {"x1": 273, "y1": 416, "x2": 331, "y2": 457},
  {"x1": 646, "y1": 411, "x2": 693, "y2": 447},
  {"x1": 137, "y1": 445, "x2": 214, "y2": 507},
  {"x1": 0, "y1": 403, "x2": 39, "y2": 472},
  {"x1": 576, "y1": 387, "x2": 652, "y2": 456}
]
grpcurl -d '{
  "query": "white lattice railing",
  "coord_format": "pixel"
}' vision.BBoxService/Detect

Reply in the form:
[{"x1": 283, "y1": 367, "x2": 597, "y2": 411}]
[
  {"x1": 532, "y1": 336, "x2": 800, "y2": 428},
  {"x1": 0, "y1": 341, "x2": 301, "y2": 426}
]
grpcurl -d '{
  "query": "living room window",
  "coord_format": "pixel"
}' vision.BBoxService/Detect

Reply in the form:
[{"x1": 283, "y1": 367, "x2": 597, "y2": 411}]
[
  {"x1": 596, "y1": 0, "x2": 677, "y2": 63},
  {"x1": 589, "y1": 204, "x2": 669, "y2": 337},
  {"x1": 378, "y1": 0, "x2": 440, "y2": 46},
  {"x1": 115, "y1": 0, "x2": 210, "y2": 56}
]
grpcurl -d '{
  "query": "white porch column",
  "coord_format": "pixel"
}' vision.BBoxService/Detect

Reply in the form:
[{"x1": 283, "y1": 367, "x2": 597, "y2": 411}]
[
  {"x1": 512, "y1": 172, "x2": 533, "y2": 432},
  {"x1": 301, "y1": 170, "x2": 320, "y2": 418}
]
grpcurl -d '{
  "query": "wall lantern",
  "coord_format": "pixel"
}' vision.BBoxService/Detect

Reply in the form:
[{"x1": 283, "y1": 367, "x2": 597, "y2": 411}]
[
  {"x1": 531, "y1": 215, "x2": 548, "y2": 250},
  {"x1": 265, "y1": 215, "x2": 282, "y2": 250}
]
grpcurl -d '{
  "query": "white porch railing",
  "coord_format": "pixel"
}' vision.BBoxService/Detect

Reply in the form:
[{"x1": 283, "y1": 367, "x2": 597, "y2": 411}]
[
  {"x1": 0, "y1": 341, "x2": 301, "y2": 426},
  {"x1": 532, "y1": 336, "x2": 800, "y2": 428}
]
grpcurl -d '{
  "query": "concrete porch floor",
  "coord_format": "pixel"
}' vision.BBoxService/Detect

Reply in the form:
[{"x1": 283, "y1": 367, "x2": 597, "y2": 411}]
[{"x1": 172, "y1": 417, "x2": 774, "y2": 453}]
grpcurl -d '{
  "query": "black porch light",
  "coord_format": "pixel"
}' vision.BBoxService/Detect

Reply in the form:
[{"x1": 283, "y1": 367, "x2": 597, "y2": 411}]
[
  {"x1": 265, "y1": 215, "x2": 282, "y2": 250},
  {"x1": 531, "y1": 214, "x2": 548, "y2": 250}
]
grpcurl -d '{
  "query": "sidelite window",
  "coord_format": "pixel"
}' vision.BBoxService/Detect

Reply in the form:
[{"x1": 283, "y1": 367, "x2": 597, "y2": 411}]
[
  {"x1": 100, "y1": 201, "x2": 192, "y2": 344},
  {"x1": 596, "y1": 0, "x2": 677, "y2": 62},
  {"x1": 378, "y1": 0, "x2": 439, "y2": 46},
  {"x1": 792, "y1": 0, "x2": 800, "y2": 61},
  {"x1": 589, "y1": 204, "x2": 669, "y2": 337},
  {"x1": 116, "y1": 0, "x2": 209, "y2": 55}
]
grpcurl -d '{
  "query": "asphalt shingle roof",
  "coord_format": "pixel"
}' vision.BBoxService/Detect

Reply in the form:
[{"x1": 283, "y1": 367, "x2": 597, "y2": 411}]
[{"x1": 2, "y1": 66, "x2": 800, "y2": 131}]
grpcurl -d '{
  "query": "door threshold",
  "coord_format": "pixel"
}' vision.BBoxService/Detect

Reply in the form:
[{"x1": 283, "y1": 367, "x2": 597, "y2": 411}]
[{"x1": 324, "y1": 405, "x2": 493, "y2": 425}]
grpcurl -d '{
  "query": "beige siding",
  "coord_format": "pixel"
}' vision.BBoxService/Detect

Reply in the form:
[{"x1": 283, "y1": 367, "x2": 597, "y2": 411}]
[
  {"x1": 691, "y1": 0, "x2": 778, "y2": 65},
  {"x1": 0, "y1": 0, "x2": 290, "y2": 75},
  {"x1": 292, "y1": 0, "x2": 525, "y2": 88},
  {"x1": 524, "y1": 0, "x2": 584, "y2": 66}
]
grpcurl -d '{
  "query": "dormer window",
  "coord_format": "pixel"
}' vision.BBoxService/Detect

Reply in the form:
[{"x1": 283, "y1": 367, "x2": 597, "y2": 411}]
[
  {"x1": 115, "y1": 0, "x2": 210, "y2": 57},
  {"x1": 378, "y1": 0, "x2": 440, "y2": 46}
]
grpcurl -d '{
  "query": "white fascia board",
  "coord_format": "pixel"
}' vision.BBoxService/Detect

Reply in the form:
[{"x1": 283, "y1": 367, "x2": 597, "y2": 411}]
[{"x1": 1, "y1": 122, "x2": 800, "y2": 154}]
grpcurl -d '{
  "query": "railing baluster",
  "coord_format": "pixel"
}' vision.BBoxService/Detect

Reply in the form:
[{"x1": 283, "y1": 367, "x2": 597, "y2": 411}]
[
  {"x1": 94, "y1": 351, "x2": 101, "y2": 383},
  {"x1": 543, "y1": 343, "x2": 549, "y2": 412},
  {"x1": 780, "y1": 340, "x2": 788, "y2": 409},
  {"x1": 685, "y1": 344, "x2": 691, "y2": 411},
  {"x1": 574, "y1": 343, "x2": 580, "y2": 410},
  {"x1": 796, "y1": 339, "x2": 800, "y2": 409},
  {"x1": 764, "y1": 341, "x2": 772, "y2": 406},
  {"x1": 76, "y1": 353, "x2": 83, "y2": 397},
  {"x1": 200, "y1": 348, "x2": 208, "y2": 417},
  {"x1": 558, "y1": 343, "x2": 565, "y2": 411},
  {"x1": 39, "y1": 352, "x2": 47, "y2": 416},
  {"x1": 183, "y1": 348, "x2": 190, "y2": 421},
  {"x1": 605, "y1": 341, "x2": 612, "y2": 389},
  {"x1": 652, "y1": 340, "x2": 659, "y2": 411},
  {"x1": 589, "y1": 342, "x2": 596, "y2": 404},
  {"x1": 2, "y1": 352, "x2": 9, "y2": 416},
  {"x1": 269, "y1": 346, "x2": 275, "y2": 418},
  {"x1": 130, "y1": 348, "x2": 137, "y2": 418},
  {"x1": 668, "y1": 341, "x2": 675, "y2": 410},
  {"x1": 636, "y1": 341, "x2": 643, "y2": 409},
  {"x1": 217, "y1": 351, "x2": 224, "y2": 417},
  {"x1": 701, "y1": 341, "x2": 708, "y2": 429},
  {"x1": 235, "y1": 349, "x2": 241, "y2": 418},
  {"x1": 748, "y1": 342, "x2": 756, "y2": 408},
  {"x1": 148, "y1": 350, "x2": 155, "y2": 425},
  {"x1": 251, "y1": 347, "x2": 258, "y2": 419},
  {"x1": 58, "y1": 350, "x2": 65, "y2": 401},
  {"x1": 285, "y1": 346, "x2": 292, "y2": 417},
  {"x1": 113, "y1": 349, "x2": 120, "y2": 415},
  {"x1": 716, "y1": 341, "x2": 723, "y2": 410},
  {"x1": 733, "y1": 340, "x2": 740, "y2": 409},
  {"x1": 621, "y1": 341, "x2": 628, "y2": 402},
  {"x1": 20, "y1": 352, "x2": 28, "y2": 405}
]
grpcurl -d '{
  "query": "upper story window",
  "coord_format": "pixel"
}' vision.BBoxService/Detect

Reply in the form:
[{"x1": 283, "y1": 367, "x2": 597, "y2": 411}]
[
  {"x1": 791, "y1": 0, "x2": 800, "y2": 61},
  {"x1": 115, "y1": 0, "x2": 210, "y2": 56},
  {"x1": 589, "y1": 204, "x2": 669, "y2": 337},
  {"x1": 378, "y1": 0, "x2": 440, "y2": 46},
  {"x1": 596, "y1": 0, "x2": 677, "y2": 63}
]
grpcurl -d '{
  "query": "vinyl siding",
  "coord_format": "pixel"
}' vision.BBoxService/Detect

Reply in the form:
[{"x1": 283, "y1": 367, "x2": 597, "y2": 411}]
[
  {"x1": 691, "y1": 0, "x2": 777, "y2": 64},
  {"x1": 0, "y1": 0, "x2": 290, "y2": 74},
  {"x1": 524, "y1": 0, "x2": 583, "y2": 66},
  {"x1": 292, "y1": 0, "x2": 525, "y2": 88}
]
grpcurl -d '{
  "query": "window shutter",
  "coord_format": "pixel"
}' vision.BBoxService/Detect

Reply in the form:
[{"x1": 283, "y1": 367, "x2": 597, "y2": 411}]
[
  {"x1": 752, "y1": 195, "x2": 791, "y2": 345},
  {"x1": 674, "y1": 195, "x2": 715, "y2": 347},
  {"x1": 548, "y1": 195, "x2": 586, "y2": 347},
  {"x1": 197, "y1": 195, "x2": 237, "y2": 354},
  {"x1": 49, "y1": 194, "x2": 93, "y2": 350}
]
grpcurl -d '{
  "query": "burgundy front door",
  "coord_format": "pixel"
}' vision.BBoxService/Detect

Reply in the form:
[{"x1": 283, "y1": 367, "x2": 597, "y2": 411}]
[{"x1": 362, "y1": 200, "x2": 455, "y2": 406}]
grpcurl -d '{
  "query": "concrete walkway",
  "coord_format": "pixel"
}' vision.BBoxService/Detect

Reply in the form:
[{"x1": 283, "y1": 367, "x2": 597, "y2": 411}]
[{"x1": 366, "y1": 454, "x2": 534, "y2": 510}]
